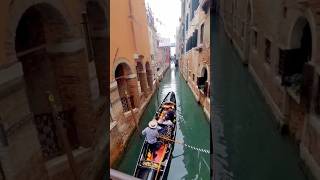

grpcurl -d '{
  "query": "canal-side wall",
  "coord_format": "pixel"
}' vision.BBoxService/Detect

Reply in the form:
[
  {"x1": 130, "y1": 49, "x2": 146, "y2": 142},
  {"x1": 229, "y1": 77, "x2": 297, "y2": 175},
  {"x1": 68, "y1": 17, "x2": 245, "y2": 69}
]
[
  {"x1": 110, "y1": 69, "x2": 167, "y2": 167},
  {"x1": 179, "y1": 67, "x2": 210, "y2": 120},
  {"x1": 218, "y1": 0, "x2": 320, "y2": 178},
  {"x1": 110, "y1": 86, "x2": 155, "y2": 167}
]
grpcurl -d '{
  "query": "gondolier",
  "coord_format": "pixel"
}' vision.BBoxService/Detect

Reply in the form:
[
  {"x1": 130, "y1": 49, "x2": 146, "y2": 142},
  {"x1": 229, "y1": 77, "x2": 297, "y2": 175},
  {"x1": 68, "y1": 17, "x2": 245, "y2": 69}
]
[{"x1": 142, "y1": 120, "x2": 162, "y2": 158}]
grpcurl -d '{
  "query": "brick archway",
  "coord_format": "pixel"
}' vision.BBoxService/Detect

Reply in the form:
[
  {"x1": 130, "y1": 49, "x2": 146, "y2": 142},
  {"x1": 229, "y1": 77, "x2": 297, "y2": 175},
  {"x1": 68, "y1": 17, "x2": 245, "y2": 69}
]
[
  {"x1": 14, "y1": 3, "x2": 84, "y2": 160},
  {"x1": 115, "y1": 62, "x2": 139, "y2": 111},
  {"x1": 6, "y1": 1, "x2": 73, "y2": 63},
  {"x1": 8, "y1": 3, "x2": 99, "y2": 162}
]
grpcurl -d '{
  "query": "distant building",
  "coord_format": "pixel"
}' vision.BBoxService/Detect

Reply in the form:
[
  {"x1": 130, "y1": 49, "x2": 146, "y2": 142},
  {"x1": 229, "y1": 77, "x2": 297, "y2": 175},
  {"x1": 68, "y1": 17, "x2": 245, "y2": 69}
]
[
  {"x1": 176, "y1": 0, "x2": 211, "y2": 118},
  {"x1": 219, "y1": 0, "x2": 320, "y2": 179}
]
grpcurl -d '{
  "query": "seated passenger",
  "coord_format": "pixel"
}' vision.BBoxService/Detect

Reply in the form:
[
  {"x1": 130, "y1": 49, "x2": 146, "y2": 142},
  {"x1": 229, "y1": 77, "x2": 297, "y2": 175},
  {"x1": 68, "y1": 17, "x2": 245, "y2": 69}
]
[
  {"x1": 162, "y1": 119, "x2": 173, "y2": 126},
  {"x1": 165, "y1": 108, "x2": 175, "y2": 121}
]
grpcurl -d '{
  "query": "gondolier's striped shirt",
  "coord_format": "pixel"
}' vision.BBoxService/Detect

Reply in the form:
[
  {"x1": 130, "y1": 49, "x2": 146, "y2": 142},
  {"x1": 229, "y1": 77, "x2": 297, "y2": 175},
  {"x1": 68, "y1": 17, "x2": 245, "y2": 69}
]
[{"x1": 141, "y1": 126, "x2": 161, "y2": 144}]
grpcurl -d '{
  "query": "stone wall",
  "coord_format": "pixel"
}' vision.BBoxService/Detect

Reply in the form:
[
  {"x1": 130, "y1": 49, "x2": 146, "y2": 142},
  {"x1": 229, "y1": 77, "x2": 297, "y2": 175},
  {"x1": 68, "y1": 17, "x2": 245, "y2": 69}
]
[
  {"x1": 0, "y1": 0, "x2": 108, "y2": 179},
  {"x1": 219, "y1": 0, "x2": 320, "y2": 179}
]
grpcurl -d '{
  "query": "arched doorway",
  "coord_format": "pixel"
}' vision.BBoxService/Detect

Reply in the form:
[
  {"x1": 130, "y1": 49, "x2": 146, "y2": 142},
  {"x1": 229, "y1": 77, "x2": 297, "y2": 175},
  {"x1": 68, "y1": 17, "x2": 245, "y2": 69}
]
[
  {"x1": 115, "y1": 63, "x2": 139, "y2": 112},
  {"x1": 15, "y1": 3, "x2": 80, "y2": 160},
  {"x1": 145, "y1": 62, "x2": 153, "y2": 91},
  {"x1": 283, "y1": 17, "x2": 313, "y2": 140},
  {"x1": 198, "y1": 67, "x2": 209, "y2": 97},
  {"x1": 202, "y1": 67, "x2": 209, "y2": 96},
  {"x1": 285, "y1": 17, "x2": 312, "y2": 97},
  {"x1": 86, "y1": 1, "x2": 107, "y2": 96}
]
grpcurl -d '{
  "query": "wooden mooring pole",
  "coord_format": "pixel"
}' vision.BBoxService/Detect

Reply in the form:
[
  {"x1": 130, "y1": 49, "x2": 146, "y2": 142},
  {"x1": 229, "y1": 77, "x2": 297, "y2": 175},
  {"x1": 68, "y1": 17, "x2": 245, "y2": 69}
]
[
  {"x1": 47, "y1": 92, "x2": 79, "y2": 180},
  {"x1": 124, "y1": 91, "x2": 142, "y2": 137}
]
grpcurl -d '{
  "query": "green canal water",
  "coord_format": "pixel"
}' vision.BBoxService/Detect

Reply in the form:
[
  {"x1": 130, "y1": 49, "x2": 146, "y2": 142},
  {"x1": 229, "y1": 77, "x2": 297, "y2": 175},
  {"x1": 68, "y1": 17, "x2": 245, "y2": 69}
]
[
  {"x1": 115, "y1": 64, "x2": 211, "y2": 179},
  {"x1": 211, "y1": 16, "x2": 314, "y2": 180}
]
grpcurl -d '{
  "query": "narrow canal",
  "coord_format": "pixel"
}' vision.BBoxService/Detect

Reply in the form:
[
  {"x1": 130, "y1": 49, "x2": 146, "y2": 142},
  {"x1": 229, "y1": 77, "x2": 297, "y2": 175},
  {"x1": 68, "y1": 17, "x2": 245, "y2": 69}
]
[
  {"x1": 211, "y1": 16, "x2": 314, "y2": 180},
  {"x1": 116, "y1": 64, "x2": 211, "y2": 179}
]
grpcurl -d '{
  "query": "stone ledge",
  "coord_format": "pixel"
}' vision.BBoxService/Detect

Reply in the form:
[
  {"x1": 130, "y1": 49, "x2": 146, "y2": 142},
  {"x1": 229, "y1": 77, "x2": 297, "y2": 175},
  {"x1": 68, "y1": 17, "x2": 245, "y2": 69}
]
[
  {"x1": 300, "y1": 144, "x2": 320, "y2": 180},
  {"x1": 0, "y1": 76, "x2": 25, "y2": 100},
  {"x1": 46, "y1": 39, "x2": 85, "y2": 54},
  {"x1": 0, "y1": 61, "x2": 23, "y2": 86},
  {"x1": 45, "y1": 147, "x2": 92, "y2": 177}
]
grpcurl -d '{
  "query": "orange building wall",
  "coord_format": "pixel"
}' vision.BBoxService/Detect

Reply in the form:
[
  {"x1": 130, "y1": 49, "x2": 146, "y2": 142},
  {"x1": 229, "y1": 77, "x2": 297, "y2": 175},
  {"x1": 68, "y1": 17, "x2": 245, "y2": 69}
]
[{"x1": 110, "y1": 0, "x2": 151, "y2": 80}]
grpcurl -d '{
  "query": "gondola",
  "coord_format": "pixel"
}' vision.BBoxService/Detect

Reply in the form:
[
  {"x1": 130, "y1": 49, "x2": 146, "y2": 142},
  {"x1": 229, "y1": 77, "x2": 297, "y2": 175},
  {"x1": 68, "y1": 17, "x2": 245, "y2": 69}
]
[{"x1": 133, "y1": 91, "x2": 177, "y2": 180}]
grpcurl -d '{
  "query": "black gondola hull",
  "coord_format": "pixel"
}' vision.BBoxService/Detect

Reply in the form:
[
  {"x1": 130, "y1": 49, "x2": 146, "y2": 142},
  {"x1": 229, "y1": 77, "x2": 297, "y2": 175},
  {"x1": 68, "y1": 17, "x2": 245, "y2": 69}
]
[{"x1": 133, "y1": 92, "x2": 177, "y2": 180}]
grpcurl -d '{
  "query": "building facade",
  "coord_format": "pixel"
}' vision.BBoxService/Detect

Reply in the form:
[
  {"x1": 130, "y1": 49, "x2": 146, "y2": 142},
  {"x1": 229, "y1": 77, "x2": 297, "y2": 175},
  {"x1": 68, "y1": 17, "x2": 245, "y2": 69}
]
[
  {"x1": 110, "y1": 0, "x2": 156, "y2": 166},
  {"x1": 147, "y1": 6, "x2": 159, "y2": 84},
  {"x1": 218, "y1": 0, "x2": 320, "y2": 179},
  {"x1": 0, "y1": 0, "x2": 107, "y2": 180},
  {"x1": 177, "y1": 0, "x2": 211, "y2": 118}
]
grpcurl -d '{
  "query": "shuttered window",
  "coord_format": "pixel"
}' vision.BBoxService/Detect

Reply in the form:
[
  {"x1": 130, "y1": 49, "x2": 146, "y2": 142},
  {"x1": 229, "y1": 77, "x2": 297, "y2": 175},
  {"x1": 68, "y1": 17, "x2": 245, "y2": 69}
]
[
  {"x1": 265, "y1": 39, "x2": 271, "y2": 64},
  {"x1": 200, "y1": 24, "x2": 204, "y2": 44}
]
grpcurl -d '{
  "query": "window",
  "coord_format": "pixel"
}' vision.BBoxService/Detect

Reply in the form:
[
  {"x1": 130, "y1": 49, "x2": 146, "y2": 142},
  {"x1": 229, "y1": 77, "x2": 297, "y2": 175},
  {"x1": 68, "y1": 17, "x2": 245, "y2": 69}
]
[
  {"x1": 194, "y1": 29, "x2": 198, "y2": 47},
  {"x1": 253, "y1": 31, "x2": 257, "y2": 49},
  {"x1": 265, "y1": 39, "x2": 271, "y2": 64},
  {"x1": 278, "y1": 49, "x2": 284, "y2": 76},
  {"x1": 186, "y1": 30, "x2": 198, "y2": 52},
  {"x1": 191, "y1": 0, "x2": 199, "y2": 19},
  {"x1": 283, "y1": 6, "x2": 287, "y2": 18},
  {"x1": 200, "y1": 24, "x2": 204, "y2": 44},
  {"x1": 186, "y1": 15, "x2": 189, "y2": 31},
  {"x1": 242, "y1": 22, "x2": 245, "y2": 37}
]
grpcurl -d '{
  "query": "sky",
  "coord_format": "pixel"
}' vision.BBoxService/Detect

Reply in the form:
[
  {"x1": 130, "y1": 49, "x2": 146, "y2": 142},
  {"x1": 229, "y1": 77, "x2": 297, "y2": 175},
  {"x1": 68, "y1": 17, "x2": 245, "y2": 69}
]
[{"x1": 145, "y1": 0, "x2": 181, "y2": 44}]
